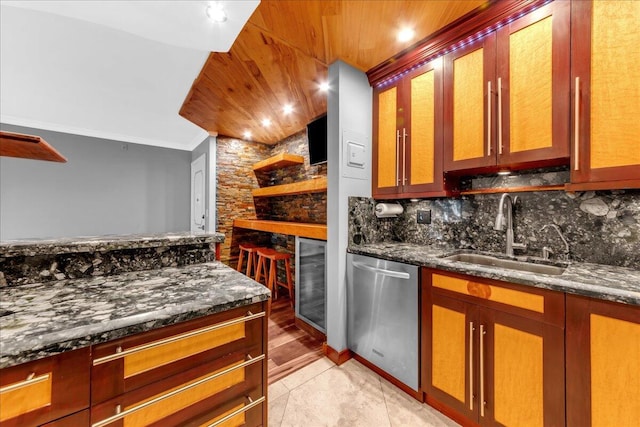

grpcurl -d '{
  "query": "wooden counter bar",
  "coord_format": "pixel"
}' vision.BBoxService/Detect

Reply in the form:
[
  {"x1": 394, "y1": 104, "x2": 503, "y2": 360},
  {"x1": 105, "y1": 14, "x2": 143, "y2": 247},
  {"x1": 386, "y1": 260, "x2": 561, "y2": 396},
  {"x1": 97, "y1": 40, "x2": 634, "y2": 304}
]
[{"x1": 233, "y1": 219, "x2": 327, "y2": 240}]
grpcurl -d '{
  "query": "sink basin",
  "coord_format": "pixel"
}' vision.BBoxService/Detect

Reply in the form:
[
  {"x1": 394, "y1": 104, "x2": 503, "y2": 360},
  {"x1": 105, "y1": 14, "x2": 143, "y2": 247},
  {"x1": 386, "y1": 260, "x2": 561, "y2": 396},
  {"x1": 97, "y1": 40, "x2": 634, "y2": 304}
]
[{"x1": 443, "y1": 253, "x2": 566, "y2": 276}]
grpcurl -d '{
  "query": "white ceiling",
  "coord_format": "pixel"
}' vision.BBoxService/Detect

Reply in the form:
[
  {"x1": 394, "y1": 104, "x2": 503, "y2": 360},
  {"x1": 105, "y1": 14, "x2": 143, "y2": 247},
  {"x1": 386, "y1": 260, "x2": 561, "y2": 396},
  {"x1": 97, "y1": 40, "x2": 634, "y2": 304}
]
[{"x1": 0, "y1": 1, "x2": 260, "y2": 151}]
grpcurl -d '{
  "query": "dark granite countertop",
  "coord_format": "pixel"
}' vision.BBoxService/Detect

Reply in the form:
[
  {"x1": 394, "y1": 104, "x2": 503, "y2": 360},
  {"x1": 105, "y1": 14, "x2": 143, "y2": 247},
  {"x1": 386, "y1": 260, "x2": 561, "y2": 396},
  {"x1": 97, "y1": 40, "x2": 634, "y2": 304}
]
[
  {"x1": 348, "y1": 242, "x2": 640, "y2": 307},
  {"x1": 0, "y1": 261, "x2": 269, "y2": 369},
  {"x1": 0, "y1": 232, "x2": 225, "y2": 258}
]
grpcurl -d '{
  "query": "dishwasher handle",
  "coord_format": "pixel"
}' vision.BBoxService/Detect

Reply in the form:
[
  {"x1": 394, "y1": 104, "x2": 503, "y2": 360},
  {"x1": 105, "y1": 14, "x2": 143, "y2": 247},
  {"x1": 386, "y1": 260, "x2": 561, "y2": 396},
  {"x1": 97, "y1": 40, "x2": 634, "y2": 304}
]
[{"x1": 352, "y1": 261, "x2": 411, "y2": 280}]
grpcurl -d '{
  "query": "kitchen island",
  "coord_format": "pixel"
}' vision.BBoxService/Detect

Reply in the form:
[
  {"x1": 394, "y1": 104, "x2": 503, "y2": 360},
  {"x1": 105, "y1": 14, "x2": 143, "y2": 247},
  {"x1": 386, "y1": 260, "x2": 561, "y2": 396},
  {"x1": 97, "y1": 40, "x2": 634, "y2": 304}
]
[{"x1": 0, "y1": 233, "x2": 270, "y2": 427}]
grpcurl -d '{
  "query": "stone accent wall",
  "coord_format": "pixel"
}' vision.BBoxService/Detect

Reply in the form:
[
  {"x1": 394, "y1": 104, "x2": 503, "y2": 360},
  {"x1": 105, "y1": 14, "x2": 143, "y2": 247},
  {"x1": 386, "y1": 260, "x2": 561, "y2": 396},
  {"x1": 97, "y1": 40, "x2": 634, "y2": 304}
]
[
  {"x1": 216, "y1": 137, "x2": 270, "y2": 265},
  {"x1": 217, "y1": 130, "x2": 328, "y2": 269}
]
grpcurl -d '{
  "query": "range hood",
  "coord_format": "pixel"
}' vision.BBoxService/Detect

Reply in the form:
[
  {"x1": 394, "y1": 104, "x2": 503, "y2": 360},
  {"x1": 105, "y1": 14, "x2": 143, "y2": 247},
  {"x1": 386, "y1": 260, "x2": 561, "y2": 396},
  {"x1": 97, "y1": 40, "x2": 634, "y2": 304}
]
[{"x1": 0, "y1": 131, "x2": 67, "y2": 162}]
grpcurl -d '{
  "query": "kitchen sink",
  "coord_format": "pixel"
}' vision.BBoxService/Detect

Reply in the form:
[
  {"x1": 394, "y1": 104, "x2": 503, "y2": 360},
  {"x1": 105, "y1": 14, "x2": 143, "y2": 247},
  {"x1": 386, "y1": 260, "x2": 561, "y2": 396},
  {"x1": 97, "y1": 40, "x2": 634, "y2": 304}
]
[{"x1": 443, "y1": 253, "x2": 566, "y2": 276}]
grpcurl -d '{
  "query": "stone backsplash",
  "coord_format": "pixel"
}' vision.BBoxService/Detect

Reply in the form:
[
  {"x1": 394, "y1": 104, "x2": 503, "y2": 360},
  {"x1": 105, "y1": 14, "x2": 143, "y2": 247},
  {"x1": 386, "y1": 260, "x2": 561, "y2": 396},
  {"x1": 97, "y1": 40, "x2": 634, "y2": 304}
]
[{"x1": 349, "y1": 189, "x2": 640, "y2": 269}]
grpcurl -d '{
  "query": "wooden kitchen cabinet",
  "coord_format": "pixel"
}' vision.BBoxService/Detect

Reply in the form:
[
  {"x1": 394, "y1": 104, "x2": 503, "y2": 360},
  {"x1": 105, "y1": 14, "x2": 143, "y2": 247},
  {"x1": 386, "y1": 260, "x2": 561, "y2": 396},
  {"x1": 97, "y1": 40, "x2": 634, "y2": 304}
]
[
  {"x1": 0, "y1": 347, "x2": 90, "y2": 427},
  {"x1": 373, "y1": 57, "x2": 451, "y2": 199},
  {"x1": 444, "y1": 0, "x2": 570, "y2": 174},
  {"x1": 568, "y1": 0, "x2": 640, "y2": 190},
  {"x1": 422, "y1": 269, "x2": 565, "y2": 427},
  {"x1": 90, "y1": 302, "x2": 267, "y2": 427},
  {"x1": 566, "y1": 295, "x2": 640, "y2": 427}
]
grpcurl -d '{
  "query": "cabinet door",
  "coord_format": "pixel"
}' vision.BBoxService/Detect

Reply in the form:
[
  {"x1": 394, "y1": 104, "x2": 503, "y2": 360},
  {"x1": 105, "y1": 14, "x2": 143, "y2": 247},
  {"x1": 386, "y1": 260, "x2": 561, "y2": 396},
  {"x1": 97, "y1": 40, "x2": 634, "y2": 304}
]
[
  {"x1": 425, "y1": 292, "x2": 478, "y2": 421},
  {"x1": 372, "y1": 82, "x2": 402, "y2": 196},
  {"x1": 0, "y1": 348, "x2": 90, "y2": 427},
  {"x1": 571, "y1": 0, "x2": 640, "y2": 187},
  {"x1": 566, "y1": 295, "x2": 640, "y2": 427},
  {"x1": 482, "y1": 309, "x2": 565, "y2": 427},
  {"x1": 444, "y1": 33, "x2": 497, "y2": 173},
  {"x1": 404, "y1": 57, "x2": 445, "y2": 195},
  {"x1": 496, "y1": 0, "x2": 570, "y2": 167}
]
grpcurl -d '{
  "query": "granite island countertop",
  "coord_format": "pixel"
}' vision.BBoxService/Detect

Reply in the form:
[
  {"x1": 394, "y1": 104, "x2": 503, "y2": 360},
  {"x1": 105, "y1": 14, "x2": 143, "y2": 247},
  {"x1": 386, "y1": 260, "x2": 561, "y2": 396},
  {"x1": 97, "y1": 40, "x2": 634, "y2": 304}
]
[
  {"x1": 0, "y1": 261, "x2": 270, "y2": 369},
  {"x1": 349, "y1": 242, "x2": 640, "y2": 306},
  {"x1": 0, "y1": 231, "x2": 225, "y2": 258}
]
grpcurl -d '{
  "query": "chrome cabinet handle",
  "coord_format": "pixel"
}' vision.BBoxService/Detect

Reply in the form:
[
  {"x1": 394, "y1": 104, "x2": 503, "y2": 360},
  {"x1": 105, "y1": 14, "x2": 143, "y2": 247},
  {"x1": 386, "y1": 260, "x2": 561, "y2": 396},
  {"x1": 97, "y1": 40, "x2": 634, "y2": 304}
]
[
  {"x1": 574, "y1": 76, "x2": 580, "y2": 171},
  {"x1": 206, "y1": 396, "x2": 266, "y2": 427},
  {"x1": 487, "y1": 81, "x2": 492, "y2": 156},
  {"x1": 93, "y1": 311, "x2": 265, "y2": 366},
  {"x1": 469, "y1": 322, "x2": 474, "y2": 411},
  {"x1": 0, "y1": 373, "x2": 50, "y2": 394},
  {"x1": 91, "y1": 354, "x2": 265, "y2": 427},
  {"x1": 480, "y1": 324, "x2": 486, "y2": 417},
  {"x1": 396, "y1": 129, "x2": 401, "y2": 185},
  {"x1": 402, "y1": 128, "x2": 408, "y2": 185},
  {"x1": 497, "y1": 77, "x2": 503, "y2": 155}
]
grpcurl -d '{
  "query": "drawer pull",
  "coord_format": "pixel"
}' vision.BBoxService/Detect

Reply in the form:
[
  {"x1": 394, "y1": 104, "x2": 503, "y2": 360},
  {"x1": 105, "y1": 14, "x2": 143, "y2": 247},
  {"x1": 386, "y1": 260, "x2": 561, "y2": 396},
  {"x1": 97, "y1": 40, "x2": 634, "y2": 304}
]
[
  {"x1": 91, "y1": 353, "x2": 265, "y2": 427},
  {"x1": 206, "y1": 395, "x2": 266, "y2": 427},
  {"x1": 93, "y1": 311, "x2": 265, "y2": 366},
  {"x1": 0, "y1": 373, "x2": 50, "y2": 394}
]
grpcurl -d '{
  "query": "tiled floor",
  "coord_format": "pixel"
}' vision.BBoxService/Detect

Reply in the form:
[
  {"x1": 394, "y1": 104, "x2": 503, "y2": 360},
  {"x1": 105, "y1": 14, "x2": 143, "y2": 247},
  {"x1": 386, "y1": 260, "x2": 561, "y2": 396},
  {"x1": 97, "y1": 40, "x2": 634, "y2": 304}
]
[{"x1": 268, "y1": 357, "x2": 461, "y2": 427}]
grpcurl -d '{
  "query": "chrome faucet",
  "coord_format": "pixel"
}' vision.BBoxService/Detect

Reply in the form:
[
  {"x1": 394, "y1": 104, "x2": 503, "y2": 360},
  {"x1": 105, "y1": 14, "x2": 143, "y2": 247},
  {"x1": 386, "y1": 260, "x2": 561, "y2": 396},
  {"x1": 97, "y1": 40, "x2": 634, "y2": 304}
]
[
  {"x1": 494, "y1": 193, "x2": 527, "y2": 257},
  {"x1": 540, "y1": 224, "x2": 570, "y2": 260}
]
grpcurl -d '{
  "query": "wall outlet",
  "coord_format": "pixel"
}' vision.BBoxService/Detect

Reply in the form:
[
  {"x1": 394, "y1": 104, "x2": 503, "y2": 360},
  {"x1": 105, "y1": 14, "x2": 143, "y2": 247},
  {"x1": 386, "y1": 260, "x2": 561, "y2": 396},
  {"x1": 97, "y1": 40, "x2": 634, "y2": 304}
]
[{"x1": 417, "y1": 210, "x2": 431, "y2": 225}]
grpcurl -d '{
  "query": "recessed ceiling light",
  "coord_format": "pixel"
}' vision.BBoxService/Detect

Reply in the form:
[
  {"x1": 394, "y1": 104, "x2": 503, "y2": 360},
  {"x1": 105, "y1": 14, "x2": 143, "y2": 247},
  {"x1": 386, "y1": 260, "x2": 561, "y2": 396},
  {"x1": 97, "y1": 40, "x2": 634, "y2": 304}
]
[
  {"x1": 243, "y1": 131, "x2": 252, "y2": 139},
  {"x1": 283, "y1": 104, "x2": 293, "y2": 115},
  {"x1": 497, "y1": 170, "x2": 511, "y2": 176},
  {"x1": 206, "y1": 2, "x2": 227, "y2": 23},
  {"x1": 261, "y1": 118, "x2": 271, "y2": 127},
  {"x1": 319, "y1": 81, "x2": 330, "y2": 92},
  {"x1": 397, "y1": 27, "x2": 415, "y2": 43}
]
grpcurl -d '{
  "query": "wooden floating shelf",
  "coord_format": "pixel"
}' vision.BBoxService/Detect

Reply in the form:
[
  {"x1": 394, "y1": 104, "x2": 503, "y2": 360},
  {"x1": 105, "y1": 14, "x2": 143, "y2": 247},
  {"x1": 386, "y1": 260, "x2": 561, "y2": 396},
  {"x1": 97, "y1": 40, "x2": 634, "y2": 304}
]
[
  {"x1": 0, "y1": 131, "x2": 67, "y2": 162},
  {"x1": 252, "y1": 152, "x2": 304, "y2": 172},
  {"x1": 233, "y1": 219, "x2": 327, "y2": 240},
  {"x1": 252, "y1": 177, "x2": 327, "y2": 198}
]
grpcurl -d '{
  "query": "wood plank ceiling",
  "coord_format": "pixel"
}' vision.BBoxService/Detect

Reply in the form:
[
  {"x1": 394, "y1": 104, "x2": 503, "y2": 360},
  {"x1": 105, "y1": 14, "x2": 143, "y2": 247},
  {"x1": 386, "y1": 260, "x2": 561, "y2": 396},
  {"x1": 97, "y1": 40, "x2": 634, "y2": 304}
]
[{"x1": 180, "y1": 0, "x2": 485, "y2": 144}]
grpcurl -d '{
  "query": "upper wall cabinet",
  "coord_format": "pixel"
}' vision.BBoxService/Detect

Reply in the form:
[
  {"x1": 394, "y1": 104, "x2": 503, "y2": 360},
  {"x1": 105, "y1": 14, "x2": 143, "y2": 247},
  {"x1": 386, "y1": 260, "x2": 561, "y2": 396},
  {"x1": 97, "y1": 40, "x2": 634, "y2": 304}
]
[
  {"x1": 569, "y1": 0, "x2": 640, "y2": 190},
  {"x1": 373, "y1": 57, "x2": 453, "y2": 199},
  {"x1": 444, "y1": 1, "x2": 570, "y2": 174}
]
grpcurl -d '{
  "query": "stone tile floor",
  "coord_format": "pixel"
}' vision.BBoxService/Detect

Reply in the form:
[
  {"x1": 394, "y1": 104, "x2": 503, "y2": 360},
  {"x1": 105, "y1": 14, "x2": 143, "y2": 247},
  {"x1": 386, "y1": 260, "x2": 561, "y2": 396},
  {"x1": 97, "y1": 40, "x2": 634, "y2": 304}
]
[{"x1": 268, "y1": 357, "x2": 461, "y2": 427}]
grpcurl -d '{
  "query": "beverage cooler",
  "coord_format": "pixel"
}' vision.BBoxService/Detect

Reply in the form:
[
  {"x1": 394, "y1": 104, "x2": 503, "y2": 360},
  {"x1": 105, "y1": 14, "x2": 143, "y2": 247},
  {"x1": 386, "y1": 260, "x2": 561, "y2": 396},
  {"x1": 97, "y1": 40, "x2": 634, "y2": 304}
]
[{"x1": 295, "y1": 237, "x2": 326, "y2": 333}]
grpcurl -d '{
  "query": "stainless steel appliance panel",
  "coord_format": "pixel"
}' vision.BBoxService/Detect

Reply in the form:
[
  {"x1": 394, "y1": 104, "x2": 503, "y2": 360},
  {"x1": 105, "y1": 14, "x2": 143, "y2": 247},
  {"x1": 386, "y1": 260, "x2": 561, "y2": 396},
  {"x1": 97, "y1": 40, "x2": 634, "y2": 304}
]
[{"x1": 347, "y1": 253, "x2": 419, "y2": 391}]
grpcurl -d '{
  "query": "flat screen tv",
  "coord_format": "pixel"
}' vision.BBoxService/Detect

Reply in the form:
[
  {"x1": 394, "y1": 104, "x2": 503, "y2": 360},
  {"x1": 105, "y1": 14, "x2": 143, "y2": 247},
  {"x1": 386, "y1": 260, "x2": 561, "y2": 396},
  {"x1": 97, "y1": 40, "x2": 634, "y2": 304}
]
[{"x1": 307, "y1": 114, "x2": 327, "y2": 165}]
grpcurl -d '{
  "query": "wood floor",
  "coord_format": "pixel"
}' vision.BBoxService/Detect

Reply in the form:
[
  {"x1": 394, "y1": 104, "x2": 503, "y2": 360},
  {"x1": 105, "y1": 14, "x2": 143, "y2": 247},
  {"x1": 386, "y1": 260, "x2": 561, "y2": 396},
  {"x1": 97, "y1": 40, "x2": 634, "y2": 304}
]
[{"x1": 267, "y1": 295, "x2": 325, "y2": 384}]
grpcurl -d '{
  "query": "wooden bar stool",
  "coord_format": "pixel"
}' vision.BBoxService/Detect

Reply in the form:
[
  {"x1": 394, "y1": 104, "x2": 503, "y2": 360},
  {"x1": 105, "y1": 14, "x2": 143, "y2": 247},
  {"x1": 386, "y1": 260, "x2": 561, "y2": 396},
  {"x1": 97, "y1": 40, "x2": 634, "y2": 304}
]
[
  {"x1": 237, "y1": 243, "x2": 267, "y2": 278},
  {"x1": 255, "y1": 248, "x2": 294, "y2": 308}
]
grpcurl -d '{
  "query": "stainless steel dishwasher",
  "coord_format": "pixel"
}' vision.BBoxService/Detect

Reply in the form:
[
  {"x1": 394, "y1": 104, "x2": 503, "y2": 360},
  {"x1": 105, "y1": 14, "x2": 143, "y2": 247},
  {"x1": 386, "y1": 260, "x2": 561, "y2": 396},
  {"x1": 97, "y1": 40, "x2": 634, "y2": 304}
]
[{"x1": 347, "y1": 253, "x2": 419, "y2": 391}]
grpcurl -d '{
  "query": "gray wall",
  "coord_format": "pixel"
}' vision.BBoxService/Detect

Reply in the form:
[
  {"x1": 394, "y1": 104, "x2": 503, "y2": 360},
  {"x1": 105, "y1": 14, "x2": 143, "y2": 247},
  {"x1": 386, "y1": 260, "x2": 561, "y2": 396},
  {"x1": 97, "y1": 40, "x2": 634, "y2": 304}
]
[
  {"x1": 0, "y1": 124, "x2": 191, "y2": 240},
  {"x1": 327, "y1": 61, "x2": 373, "y2": 352}
]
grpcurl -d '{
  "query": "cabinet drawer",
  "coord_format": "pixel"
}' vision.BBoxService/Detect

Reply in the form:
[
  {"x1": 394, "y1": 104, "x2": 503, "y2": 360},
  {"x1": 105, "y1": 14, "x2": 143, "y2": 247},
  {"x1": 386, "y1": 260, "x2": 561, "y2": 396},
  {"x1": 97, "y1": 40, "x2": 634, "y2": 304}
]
[
  {"x1": 92, "y1": 303, "x2": 265, "y2": 405},
  {"x1": 0, "y1": 347, "x2": 90, "y2": 427},
  {"x1": 41, "y1": 410, "x2": 90, "y2": 427},
  {"x1": 428, "y1": 270, "x2": 564, "y2": 326},
  {"x1": 90, "y1": 351, "x2": 264, "y2": 427}
]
